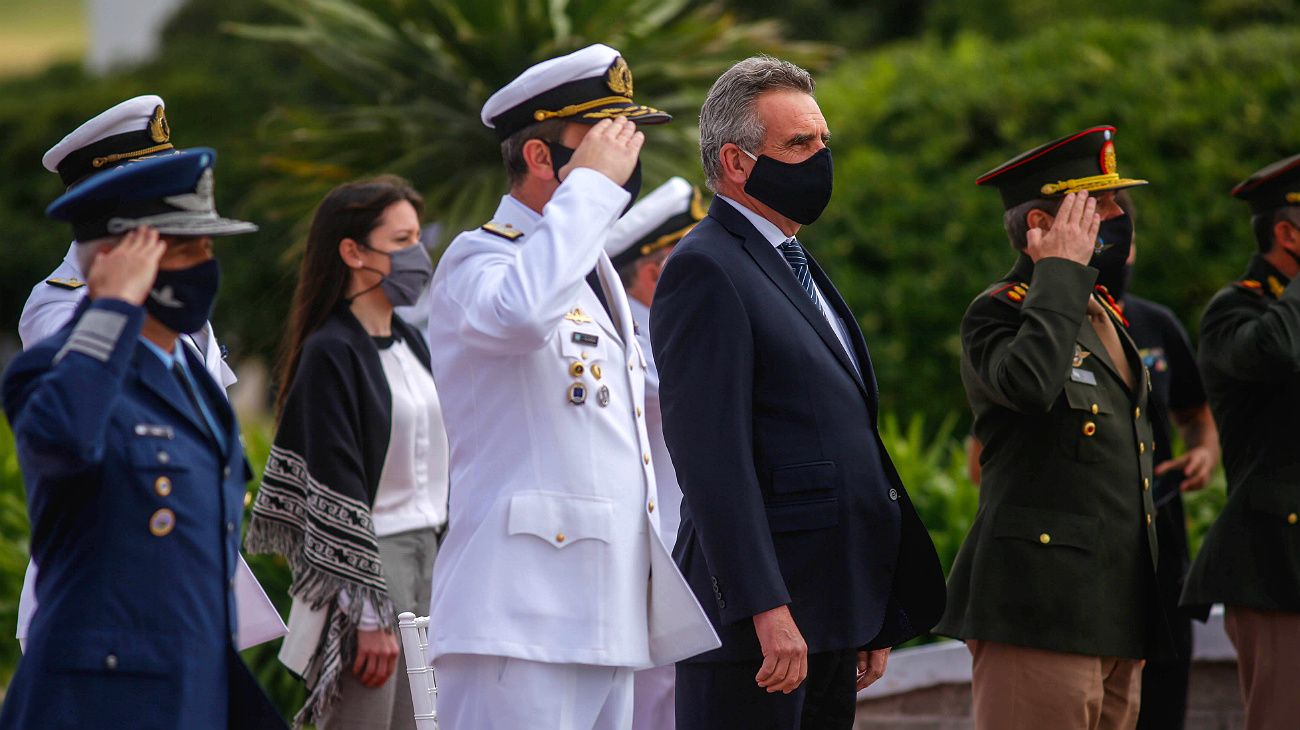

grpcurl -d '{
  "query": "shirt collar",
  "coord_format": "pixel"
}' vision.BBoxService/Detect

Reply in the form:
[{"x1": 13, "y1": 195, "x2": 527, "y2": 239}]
[
  {"x1": 717, "y1": 194, "x2": 789, "y2": 248},
  {"x1": 139, "y1": 336, "x2": 182, "y2": 369},
  {"x1": 495, "y1": 194, "x2": 544, "y2": 238}
]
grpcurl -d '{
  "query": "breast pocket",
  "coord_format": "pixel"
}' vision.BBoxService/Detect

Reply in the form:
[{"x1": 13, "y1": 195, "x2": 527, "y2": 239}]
[
  {"x1": 507, "y1": 491, "x2": 613, "y2": 549},
  {"x1": 559, "y1": 325, "x2": 606, "y2": 363},
  {"x1": 125, "y1": 437, "x2": 191, "y2": 500},
  {"x1": 1058, "y1": 379, "x2": 1111, "y2": 464}
]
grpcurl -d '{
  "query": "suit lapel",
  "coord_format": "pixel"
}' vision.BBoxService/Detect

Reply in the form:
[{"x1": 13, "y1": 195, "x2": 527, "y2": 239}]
[
  {"x1": 805, "y1": 254, "x2": 877, "y2": 403},
  {"x1": 711, "y1": 199, "x2": 871, "y2": 402},
  {"x1": 133, "y1": 345, "x2": 212, "y2": 442},
  {"x1": 184, "y1": 341, "x2": 236, "y2": 459}
]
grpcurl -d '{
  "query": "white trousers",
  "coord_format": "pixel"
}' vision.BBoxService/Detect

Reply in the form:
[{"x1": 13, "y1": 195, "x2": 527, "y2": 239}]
[
  {"x1": 631, "y1": 664, "x2": 675, "y2": 730},
  {"x1": 437, "y1": 654, "x2": 635, "y2": 730}
]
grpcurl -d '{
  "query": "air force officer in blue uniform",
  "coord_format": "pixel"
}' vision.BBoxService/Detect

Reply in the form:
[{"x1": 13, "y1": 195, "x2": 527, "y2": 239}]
[{"x1": 0, "y1": 149, "x2": 284, "y2": 730}]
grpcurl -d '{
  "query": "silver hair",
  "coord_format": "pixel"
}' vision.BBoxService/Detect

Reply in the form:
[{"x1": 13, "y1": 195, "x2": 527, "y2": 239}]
[
  {"x1": 699, "y1": 56, "x2": 816, "y2": 191},
  {"x1": 1002, "y1": 198, "x2": 1064, "y2": 252},
  {"x1": 74, "y1": 236, "x2": 122, "y2": 276}
]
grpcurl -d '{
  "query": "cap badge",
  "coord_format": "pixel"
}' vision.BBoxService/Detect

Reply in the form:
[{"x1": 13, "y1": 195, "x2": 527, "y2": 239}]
[
  {"x1": 607, "y1": 57, "x2": 634, "y2": 97},
  {"x1": 149, "y1": 105, "x2": 171, "y2": 144},
  {"x1": 163, "y1": 168, "x2": 216, "y2": 213},
  {"x1": 1100, "y1": 141, "x2": 1117, "y2": 175},
  {"x1": 564, "y1": 307, "x2": 594, "y2": 324}
]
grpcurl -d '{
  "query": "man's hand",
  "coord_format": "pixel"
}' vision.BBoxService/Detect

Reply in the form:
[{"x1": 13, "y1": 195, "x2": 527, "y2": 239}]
[
  {"x1": 856, "y1": 648, "x2": 890, "y2": 691},
  {"x1": 353, "y1": 628, "x2": 400, "y2": 688},
  {"x1": 1157, "y1": 445, "x2": 1217, "y2": 492},
  {"x1": 1025, "y1": 191, "x2": 1100, "y2": 266},
  {"x1": 561, "y1": 117, "x2": 644, "y2": 187},
  {"x1": 86, "y1": 226, "x2": 165, "y2": 305},
  {"x1": 753, "y1": 604, "x2": 807, "y2": 694}
]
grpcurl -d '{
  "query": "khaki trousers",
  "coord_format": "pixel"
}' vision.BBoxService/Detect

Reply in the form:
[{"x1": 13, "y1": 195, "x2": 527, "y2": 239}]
[
  {"x1": 969, "y1": 640, "x2": 1143, "y2": 730},
  {"x1": 1224, "y1": 606, "x2": 1300, "y2": 730}
]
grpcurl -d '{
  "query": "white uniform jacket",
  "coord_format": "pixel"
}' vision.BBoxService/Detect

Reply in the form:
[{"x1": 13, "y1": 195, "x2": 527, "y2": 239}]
[
  {"x1": 15, "y1": 243, "x2": 284, "y2": 651},
  {"x1": 425, "y1": 168, "x2": 718, "y2": 668}
]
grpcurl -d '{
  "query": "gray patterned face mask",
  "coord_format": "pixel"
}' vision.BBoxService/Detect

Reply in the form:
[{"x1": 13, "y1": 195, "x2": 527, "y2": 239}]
[{"x1": 360, "y1": 242, "x2": 433, "y2": 307}]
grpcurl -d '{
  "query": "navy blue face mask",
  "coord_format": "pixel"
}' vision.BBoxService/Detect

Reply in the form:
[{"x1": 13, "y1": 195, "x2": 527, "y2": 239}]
[
  {"x1": 146, "y1": 259, "x2": 220, "y2": 334},
  {"x1": 546, "y1": 142, "x2": 642, "y2": 215},
  {"x1": 1092, "y1": 214, "x2": 1134, "y2": 299},
  {"x1": 742, "y1": 147, "x2": 834, "y2": 225}
]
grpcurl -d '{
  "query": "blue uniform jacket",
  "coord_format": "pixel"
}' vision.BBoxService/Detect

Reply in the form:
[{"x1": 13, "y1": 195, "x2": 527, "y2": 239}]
[{"x1": 0, "y1": 298, "x2": 284, "y2": 730}]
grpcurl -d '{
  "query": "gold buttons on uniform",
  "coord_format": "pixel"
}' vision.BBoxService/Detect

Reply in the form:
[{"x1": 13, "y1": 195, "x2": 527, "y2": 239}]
[
  {"x1": 149, "y1": 508, "x2": 176, "y2": 537},
  {"x1": 636, "y1": 407, "x2": 643, "y2": 418},
  {"x1": 1143, "y1": 477, "x2": 1150, "y2": 491},
  {"x1": 1134, "y1": 407, "x2": 1141, "y2": 419},
  {"x1": 648, "y1": 500, "x2": 656, "y2": 513},
  {"x1": 1289, "y1": 513, "x2": 1298, "y2": 525},
  {"x1": 555, "y1": 533, "x2": 566, "y2": 544},
  {"x1": 581, "y1": 352, "x2": 589, "y2": 360},
  {"x1": 643, "y1": 452, "x2": 651, "y2": 465},
  {"x1": 154, "y1": 476, "x2": 172, "y2": 497},
  {"x1": 1039, "y1": 533, "x2": 1051, "y2": 545},
  {"x1": 1090, "y1": 403, "x2": 1099, "y2": 415},
  {"x1": 1082, "y1": 421, "x2": 1097, "y2": 437},
  {"x1": 569, "y1": 362, "x2": 585, "y2": 377},
  {"x1": 1146, "y1": 514, "x2": 1153, "y2": 526},
  {"x1": 1139, "y1": 442, "x2": 1146, "y2": 454}
]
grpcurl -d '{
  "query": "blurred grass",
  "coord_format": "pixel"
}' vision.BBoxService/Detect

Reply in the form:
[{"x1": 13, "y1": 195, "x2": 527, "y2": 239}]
[{"x1": 0, "y1": 0, "x2": 85, "y2": 77}]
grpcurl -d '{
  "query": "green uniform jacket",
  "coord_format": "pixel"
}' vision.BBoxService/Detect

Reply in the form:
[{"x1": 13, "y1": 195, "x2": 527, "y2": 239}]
[
  {"x1": 936, "y1": 255, "x2": 1167, "y2": 660},
  {"x1": 1181, "y1": 255, "x2": 1300, "y2": 617}
]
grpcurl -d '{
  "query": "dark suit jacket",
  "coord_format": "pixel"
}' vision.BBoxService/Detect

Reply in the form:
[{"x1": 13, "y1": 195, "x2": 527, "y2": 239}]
[
  {"x1": 1182, "y1": 254, "x2": 1300, "y2": 616},
  {"x1": 650, "y1": 198, "x2": 945, "y2": 663},
  {"x1": 936, "y1": 255, "x2": 1169, "y2": 660},
  {"x1": 0, "y1": 299, "x2": 283, "y2": 730}
]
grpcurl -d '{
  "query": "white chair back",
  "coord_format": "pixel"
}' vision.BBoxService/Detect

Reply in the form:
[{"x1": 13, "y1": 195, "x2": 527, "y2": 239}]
[{"x1": 397, "y1": 611, "x2": 440, "y2": 730}]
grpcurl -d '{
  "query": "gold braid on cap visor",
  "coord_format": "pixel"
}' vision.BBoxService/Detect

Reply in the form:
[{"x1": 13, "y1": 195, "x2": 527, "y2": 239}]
[
  {"x1": 533, "y1": 96, "x2": 633, "y2": 121},
  {"x1": 1040, "y1": 173, "x2": 1147, "y2": 196}
]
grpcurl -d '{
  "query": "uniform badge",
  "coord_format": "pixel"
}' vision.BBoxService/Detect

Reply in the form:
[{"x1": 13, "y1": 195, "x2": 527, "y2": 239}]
[
  {"x1": 1070, "y1": 367, "x2": 1098, "y2": 386},
  {"x1": 481, "y1": 221, "x2": 524, "y2": 241},
  {"x1": 1072, "y1": 345, "x2": 1092, "y2": 368},
  {"x1": 597, "y1": 385, "x2": 610, "y2": 407},
  {"x1": 149, "y1": 508, "x2": 176, "y2": 537},
  {"x1": 569, "y1": 361, "x2": 585, "y2": 377},
  {"x1": 1267, "y1": 275, "x2": 1286, "y2": 299},
  {"x1": 568, "y1": 382, "x2": 588, "y2": 405},
  {"x1": 46, "y1": 277, "x2": 86, "y2": 290},
  {"x1": 133, "y1": 423, "x2": 175, "y2": 439},
  {"x1": 571, "y1": 332, "x2": 599, "y2": 346},
  {"x1": 564, "y1": 308, "x2": 594, "y2": 324},
  {"x1": 591, "y1": 364, "x2": 603, "y2": 380},
  {"x1": 606, "y1": 56, "x2": 634, "y2": 97}
]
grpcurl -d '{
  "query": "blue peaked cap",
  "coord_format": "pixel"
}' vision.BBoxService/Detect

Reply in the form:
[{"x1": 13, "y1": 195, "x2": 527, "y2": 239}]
[{"x1": 47, "y1": 147, "x2": 257, "y2": 242}]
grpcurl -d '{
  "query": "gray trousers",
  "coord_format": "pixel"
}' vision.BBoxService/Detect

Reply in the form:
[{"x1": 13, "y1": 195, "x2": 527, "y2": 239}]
[{"x1": 320, "y1": 527, "x2": 440, "y2": 730}]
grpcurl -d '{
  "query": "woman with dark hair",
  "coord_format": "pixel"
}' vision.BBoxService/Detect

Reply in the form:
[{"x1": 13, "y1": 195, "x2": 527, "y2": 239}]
[{"x1": 245, "y1": 175, "x2": 448, "y2": 730}]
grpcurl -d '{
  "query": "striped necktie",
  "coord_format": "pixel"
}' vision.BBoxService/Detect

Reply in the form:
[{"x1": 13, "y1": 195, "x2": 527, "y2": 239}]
[{"x1": 777, "y1": 237, "x2": 821, "y2": 309}]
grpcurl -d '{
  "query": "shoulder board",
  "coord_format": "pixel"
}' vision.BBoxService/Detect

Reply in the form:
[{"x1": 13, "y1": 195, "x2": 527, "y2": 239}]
[
  {"x1": 45, "y1": 277, "x2": 86, "y2": 290},
  {"x1": 481, "y1": 222, "x2": 524, "y2": 241},
  {"x1": 988, "y1": 281, "x2": 1029, "y2": 306},
  {"x1": 1234, "y1": 279, "x2": 1265, "y2": 296}
]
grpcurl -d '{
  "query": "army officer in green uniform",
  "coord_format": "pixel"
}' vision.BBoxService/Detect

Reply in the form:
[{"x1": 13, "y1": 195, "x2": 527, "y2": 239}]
[
  {"x1": 1181, "y1": 154, "x2": 1300, "y2": 730},
  {"x1": 937, "y1": 126, "x2": 1170, "y2": 730}
]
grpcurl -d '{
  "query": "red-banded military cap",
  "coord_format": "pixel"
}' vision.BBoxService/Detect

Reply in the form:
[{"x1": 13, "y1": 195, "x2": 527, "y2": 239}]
[
  {"x1": 481, "y1": 44, "x2": 670, "y2": 142},
  {"x1": 1231, "y1": 153, "x2": 1300, "y2": 214},
  {"x1": 976, "y1": 125, "x2": 1148, "y2": 210}
]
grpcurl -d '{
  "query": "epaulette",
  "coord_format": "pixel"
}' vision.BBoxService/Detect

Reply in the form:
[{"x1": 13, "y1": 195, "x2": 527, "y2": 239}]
[
  {"x1": 1094, "y1": 285, "x2": 1130, "y2": 328},
  {"x1": 989, "y1": 281, "x2": 1029, "y2": 306},
  {"x1": 481, "y1": 221, "x2": 524, "y2": 241},
  {"x1": 1234, "y1": 279, "x2": 1265, "y2": 297},
  {"x1": 46, "y1": 277, "x2": 86, "y2": 290}
]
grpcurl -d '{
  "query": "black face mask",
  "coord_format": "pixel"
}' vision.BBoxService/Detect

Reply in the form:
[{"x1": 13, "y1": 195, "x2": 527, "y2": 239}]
[
  {"x1": 146, "y1": 259, "x2": 220, "y2": 334},
  {"x1": 742, "y1": 147, "x2": 834, "y2": 225},
  {"x1": 547, "y1": 142, "x2": 641, "y2": 214},
  {"x1": 1092, "y1": 214, "x2": 1134, "y2": 299}
]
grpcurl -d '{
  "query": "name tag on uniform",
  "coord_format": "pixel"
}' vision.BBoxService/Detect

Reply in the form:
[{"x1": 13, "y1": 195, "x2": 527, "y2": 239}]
[
  {"x1": 134, "y1": 423, "x2": 175, "y2": 439},
  {"x1": 1070, "y1": 368, "x2": 1097, "y2": 386},
  {"x1": 571, "y1": 332, "x2": 599, "y2": 346}
]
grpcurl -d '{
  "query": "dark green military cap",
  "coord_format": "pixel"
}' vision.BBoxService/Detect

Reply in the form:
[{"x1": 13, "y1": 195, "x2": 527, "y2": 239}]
[
  {"x1": 977, "y1": 125, "x2": 1148, "y2": 209},
  {"x1": 1231, "y1": 153, "x2": 1300, "y2": 214}
]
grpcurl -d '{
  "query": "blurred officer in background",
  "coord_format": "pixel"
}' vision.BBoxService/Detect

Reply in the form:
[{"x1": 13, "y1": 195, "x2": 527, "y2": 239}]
[
  {"x1": 1181, "y1": 154, "x2": 1300, "y2": 730},
  {"x1": 0, "y1": 149, "x2": 283, "y2": 729}
]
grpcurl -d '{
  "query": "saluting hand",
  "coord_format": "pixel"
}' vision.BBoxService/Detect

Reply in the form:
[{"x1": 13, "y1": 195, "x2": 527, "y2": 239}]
[
  {"x1": 562, "y1": 117, "x2": 644, "y2": 187},
  {"x1": 86, "y1": 226, "x2": 165, "y2": 305},
  {"x1": 753, "y1": 604, "x2": 808, "y2": 694},
  {"x1": 1026, "y1": 191, "x2": 1101, "y2": 266}
]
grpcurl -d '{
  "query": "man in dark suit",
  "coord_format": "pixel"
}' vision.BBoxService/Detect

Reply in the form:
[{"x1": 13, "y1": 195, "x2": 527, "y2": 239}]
[
  {"x1": 1181, "y1": 153, "x2": 1300, "y2": 730},
  {"x1": 650, "y1": 55, "x2": 946, "y2": 730}
]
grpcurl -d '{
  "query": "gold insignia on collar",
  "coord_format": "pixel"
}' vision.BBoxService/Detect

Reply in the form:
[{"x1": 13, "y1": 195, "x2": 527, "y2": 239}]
[
  {"x1": 1268, "y1": 275, "x2": 1286, "y2": 298},
  {"x1": 606, "y1": 57, "x2": 634, "y2": 97},
  {"x1": 1073, "y1": 345, "x2": 1092, "y2": 368},
  {"x1": 564, "y1": 307, "x2": 594, "y2": 324},
  {"x1": 46, "y1": 277, "x2": 86, "y2": 290},
  {"x1": 1286, "y1": 192, "x2": 1300, "y2": 204},
  {"x1": 149, "y1": 105, "x2": 170, "y2": 144},
  {"x1": 481, "y1": 222, "x2": 524, "y2": 241}
]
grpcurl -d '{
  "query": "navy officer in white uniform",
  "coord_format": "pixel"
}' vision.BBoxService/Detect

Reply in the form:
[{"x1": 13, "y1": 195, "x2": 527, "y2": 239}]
[
  {"x1": 424, "y1": 45, "x2": 719, "y2": 730},
  {"x1": 0, "y1": 148, "x2": 284, "y2": 729},
  {"x1": 605, "y1": 177, "x2": 709, "y2": 730},
  {"x1": 13, "y1": 94, "x2": 284, "y2": 654}
]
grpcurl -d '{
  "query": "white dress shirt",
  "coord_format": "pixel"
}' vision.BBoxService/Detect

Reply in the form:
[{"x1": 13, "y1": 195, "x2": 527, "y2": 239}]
[{"x1": 717, "y1": 195, "x2": 857, "y2": 369}]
